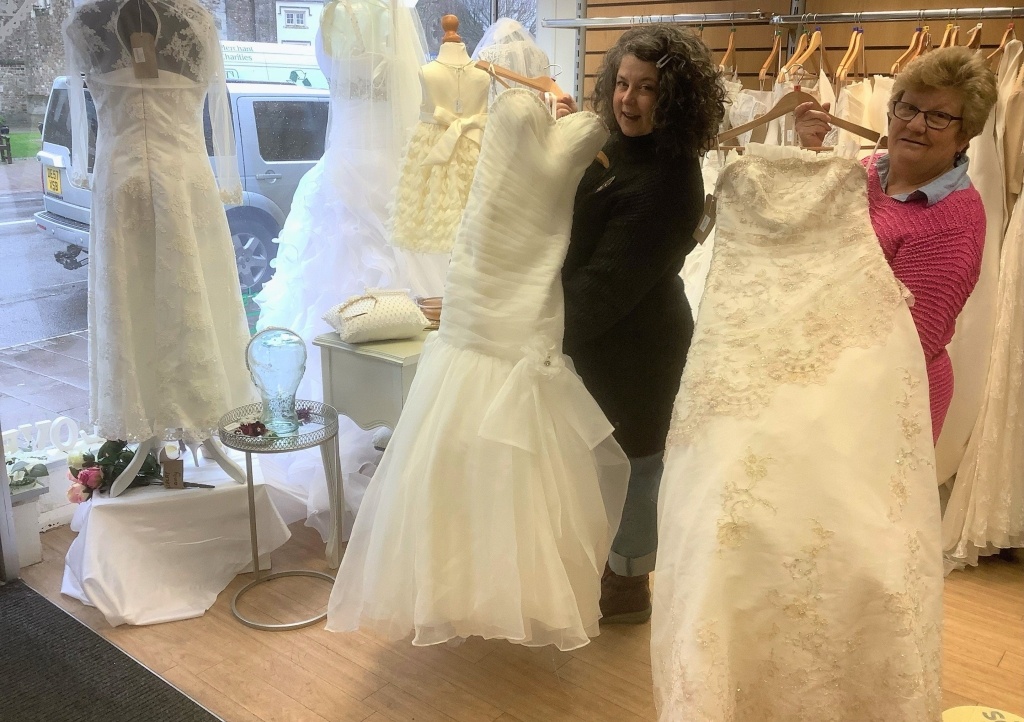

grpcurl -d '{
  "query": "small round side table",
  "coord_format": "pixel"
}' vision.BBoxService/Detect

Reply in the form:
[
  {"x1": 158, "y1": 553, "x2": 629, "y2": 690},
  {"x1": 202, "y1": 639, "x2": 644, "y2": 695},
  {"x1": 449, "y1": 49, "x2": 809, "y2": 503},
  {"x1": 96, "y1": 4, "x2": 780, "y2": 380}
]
[{"x1": 218, "y1": 400, "x2": 343, "y2": 631}]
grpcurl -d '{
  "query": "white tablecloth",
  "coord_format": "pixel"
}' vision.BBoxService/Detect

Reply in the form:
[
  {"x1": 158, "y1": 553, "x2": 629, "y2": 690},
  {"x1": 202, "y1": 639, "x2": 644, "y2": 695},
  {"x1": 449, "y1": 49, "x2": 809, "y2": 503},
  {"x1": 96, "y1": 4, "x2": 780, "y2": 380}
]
[{"x1": 61, "y1": 458, "x2": 291, "y2": 626}]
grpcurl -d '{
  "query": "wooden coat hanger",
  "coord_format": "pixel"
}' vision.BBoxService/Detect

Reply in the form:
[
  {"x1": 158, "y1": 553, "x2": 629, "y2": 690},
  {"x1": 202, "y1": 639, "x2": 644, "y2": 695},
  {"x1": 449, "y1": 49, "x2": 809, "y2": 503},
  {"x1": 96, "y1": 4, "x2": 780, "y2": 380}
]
[
  {"x1": 716, "y1": 89, "x2": 884, "y2": 146},
  {"x1": 759, "y1": 29, "x2": 782, "y2": 87},
  {"x1": 836, "y1": 26, "x2": 860, "y2": 82},
  {"x1": 891, "y1": 26, "x2": 922, "y2": 74},
  {"x1": 988, "y1": 23, "x2": 1016, "y2": 69},
  {"x1": 965, "y1": 23, "x2": 984, "y2": 50},
  {"x1": 793, "y1": 28, "x2": 823, "y2": 74},
  {"x1": 719, "y1": 25, "x2": 737, "y2": 72},
  {"x1": 939, "y1": 23, "x2": 956, "y2": 49},
  {"x1": 838, "y1": 28, "x2": 864, "y2": 84},
  {"x1": 474, "y1": 60, "x2": 566, "y2": 98},
  {"x1": 906, "y1": 25, "x2": 931, "y2": 66},
  {"x1": 782, "y1": 31, "x2": 810, "y2": 76}
]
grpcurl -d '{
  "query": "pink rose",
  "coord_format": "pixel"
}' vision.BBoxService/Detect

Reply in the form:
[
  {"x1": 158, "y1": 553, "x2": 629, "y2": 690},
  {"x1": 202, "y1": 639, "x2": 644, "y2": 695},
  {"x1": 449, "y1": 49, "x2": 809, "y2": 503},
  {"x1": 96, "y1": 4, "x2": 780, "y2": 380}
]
[
  {"x1": 66, "y1": 482, "x2": 90, "y2": 504},
  {"x1": 76, "y1": 466, "x2": 104, "y2": 490}
]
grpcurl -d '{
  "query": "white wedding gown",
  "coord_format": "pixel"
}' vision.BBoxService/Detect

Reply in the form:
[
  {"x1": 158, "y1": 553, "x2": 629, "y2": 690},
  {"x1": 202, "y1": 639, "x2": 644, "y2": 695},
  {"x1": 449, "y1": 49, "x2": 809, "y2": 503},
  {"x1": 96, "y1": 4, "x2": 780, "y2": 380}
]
[
  {"x1": 253, "y1": 2, "x2": 425, "y2": 534},
  {"x1": 64, "y1": 0, "x2": 254, "y2": 443},
  {"x1": 327, "y1": 89, "x2": 629, "y2": 650},
  {"x1": 653, "y1": 145, "x2": 942, "y2": 721}
]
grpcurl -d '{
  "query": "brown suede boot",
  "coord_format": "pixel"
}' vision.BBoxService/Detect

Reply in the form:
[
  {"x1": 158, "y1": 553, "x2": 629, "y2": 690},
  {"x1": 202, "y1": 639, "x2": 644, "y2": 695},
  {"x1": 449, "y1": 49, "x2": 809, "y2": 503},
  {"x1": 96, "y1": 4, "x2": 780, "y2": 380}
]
[{"x1": 599, "y1": 563, "x2": 652, "y2": 624}]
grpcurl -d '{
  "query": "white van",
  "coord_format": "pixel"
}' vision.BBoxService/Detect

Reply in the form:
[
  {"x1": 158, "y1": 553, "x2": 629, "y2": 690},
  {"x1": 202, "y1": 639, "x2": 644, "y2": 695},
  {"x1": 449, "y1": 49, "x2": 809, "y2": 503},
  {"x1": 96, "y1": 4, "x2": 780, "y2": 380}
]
[{"x1": 221, "y1": 41, "x2": 328, "y2": 90}]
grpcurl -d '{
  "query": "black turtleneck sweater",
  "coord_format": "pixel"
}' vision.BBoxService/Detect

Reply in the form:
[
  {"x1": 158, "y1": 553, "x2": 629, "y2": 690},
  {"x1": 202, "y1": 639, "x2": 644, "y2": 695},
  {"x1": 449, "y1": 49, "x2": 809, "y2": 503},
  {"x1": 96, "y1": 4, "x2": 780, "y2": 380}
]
[{"x1": 562, "y1": 132, "x2": 704, "y2": 458}]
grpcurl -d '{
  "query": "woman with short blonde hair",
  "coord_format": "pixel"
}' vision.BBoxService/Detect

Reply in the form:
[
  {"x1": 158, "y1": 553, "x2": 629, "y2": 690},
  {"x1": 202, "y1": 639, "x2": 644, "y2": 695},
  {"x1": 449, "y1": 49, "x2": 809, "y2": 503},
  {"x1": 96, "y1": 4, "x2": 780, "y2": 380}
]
[{"x1": 796, "y1": 46, "x2": 997, "y2": 443}]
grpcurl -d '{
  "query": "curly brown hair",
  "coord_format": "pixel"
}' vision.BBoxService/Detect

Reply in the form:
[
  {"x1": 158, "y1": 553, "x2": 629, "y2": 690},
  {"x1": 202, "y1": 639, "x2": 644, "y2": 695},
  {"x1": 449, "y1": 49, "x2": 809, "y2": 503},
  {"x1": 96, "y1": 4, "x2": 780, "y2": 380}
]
[{"x1": 593, "y1": 25, "x2": 726, "y2": 158}]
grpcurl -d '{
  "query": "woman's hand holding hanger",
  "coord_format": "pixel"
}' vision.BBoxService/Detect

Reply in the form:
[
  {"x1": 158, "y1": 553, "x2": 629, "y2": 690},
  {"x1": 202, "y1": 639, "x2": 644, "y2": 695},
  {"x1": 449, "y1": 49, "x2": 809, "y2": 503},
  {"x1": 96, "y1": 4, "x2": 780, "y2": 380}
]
[
  {"x1": 553, "y1": 93, "x2": 577, "y2": 119},
  {"x1": 794, "y1": 100, "x2": 832, "y2": 147}
]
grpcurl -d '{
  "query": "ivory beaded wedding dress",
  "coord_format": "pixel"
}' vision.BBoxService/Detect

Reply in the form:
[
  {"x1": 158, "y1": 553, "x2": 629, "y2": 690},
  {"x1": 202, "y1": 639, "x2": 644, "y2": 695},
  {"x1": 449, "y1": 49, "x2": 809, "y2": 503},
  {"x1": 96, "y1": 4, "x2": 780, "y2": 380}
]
[
  {"x1": 327, "y1": 89, "x2": 629, "y2": 650},
  {"x1": 653, "y1": 145, "x2": 942, "y2": 721}
]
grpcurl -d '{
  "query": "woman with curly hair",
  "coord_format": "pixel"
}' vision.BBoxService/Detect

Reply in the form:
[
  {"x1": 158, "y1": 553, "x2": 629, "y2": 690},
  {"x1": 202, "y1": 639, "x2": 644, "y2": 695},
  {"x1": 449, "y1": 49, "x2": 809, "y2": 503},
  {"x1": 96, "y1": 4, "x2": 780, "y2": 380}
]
[{"x1": 556, "y1": 25, "x2": 726, "y2": 624}]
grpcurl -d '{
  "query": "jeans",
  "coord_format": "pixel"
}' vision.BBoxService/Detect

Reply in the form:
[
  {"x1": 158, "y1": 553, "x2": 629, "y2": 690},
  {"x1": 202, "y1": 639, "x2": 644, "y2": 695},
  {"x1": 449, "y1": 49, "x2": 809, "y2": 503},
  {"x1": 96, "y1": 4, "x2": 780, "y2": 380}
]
[{"x1": 607, "y1": 452, "x2": 663, "y2": 576}]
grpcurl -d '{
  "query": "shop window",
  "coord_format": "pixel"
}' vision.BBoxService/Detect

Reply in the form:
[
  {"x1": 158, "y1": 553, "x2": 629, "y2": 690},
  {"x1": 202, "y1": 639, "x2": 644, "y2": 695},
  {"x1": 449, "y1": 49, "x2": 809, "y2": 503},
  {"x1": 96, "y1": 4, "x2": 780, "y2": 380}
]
[{"x1": 252, "y1": 100, "x2": 329, "y2": 162}]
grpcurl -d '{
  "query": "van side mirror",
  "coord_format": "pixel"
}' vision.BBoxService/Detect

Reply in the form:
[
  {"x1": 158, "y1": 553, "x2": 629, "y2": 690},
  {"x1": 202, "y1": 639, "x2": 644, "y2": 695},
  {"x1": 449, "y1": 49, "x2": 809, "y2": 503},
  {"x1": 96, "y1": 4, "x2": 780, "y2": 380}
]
[{"x1": 38, "y1": 123, "x2": 43, "y2": 134}]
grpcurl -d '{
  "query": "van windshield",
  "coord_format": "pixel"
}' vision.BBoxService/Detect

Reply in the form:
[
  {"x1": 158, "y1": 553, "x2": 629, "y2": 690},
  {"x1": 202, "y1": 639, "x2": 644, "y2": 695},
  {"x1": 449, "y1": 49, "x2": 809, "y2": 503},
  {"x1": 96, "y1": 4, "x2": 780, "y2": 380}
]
[{"x1": 43, "y1": 87, "x2": 98, "y2": 173}]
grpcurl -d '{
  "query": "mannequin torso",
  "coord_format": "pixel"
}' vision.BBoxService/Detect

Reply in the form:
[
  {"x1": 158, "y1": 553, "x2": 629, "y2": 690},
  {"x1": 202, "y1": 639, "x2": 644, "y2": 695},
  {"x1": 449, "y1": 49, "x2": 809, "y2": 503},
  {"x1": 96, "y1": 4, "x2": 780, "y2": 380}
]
[{"x1": 419, "y1": 42, "x2": 490, "y2": 117}]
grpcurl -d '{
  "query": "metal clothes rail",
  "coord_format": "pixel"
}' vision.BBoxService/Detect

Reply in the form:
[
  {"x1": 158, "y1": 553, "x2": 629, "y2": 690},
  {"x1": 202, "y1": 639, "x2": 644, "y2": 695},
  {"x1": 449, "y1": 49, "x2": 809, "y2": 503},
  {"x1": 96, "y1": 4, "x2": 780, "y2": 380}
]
[
  {"x1": 772, "y1": 7, "x2": 1024, "y2": 23},
  {"x1": 543, "y1": 6, "x2": 1024, "y2": 29},
  {"x1": 542, "y1": 11, "x2": 769, "y2": 30}
]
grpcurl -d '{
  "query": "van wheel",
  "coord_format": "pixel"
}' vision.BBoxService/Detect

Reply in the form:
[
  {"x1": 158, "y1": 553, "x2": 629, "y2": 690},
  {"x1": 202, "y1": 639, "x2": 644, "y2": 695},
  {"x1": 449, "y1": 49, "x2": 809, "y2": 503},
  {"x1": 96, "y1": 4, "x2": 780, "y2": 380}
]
[{"x1": 230, "y1": 216, "x2": 278, "y2": 293}]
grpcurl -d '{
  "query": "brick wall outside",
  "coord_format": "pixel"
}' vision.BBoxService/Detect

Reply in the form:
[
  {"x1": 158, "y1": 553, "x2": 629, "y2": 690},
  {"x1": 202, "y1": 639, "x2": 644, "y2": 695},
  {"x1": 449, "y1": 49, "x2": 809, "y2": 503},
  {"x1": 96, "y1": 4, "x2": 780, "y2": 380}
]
[{"x1": 0, "y1": 0, "x2": 274, "y2": 126}]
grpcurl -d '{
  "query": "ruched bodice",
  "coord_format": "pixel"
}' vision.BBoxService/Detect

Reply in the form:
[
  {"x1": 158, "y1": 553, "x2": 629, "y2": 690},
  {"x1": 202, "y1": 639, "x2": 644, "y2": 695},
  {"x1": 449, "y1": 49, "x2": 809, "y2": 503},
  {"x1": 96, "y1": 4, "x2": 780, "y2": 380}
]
[{"x1": 441, "y1": 89, "x2": 608, "y2": 355}]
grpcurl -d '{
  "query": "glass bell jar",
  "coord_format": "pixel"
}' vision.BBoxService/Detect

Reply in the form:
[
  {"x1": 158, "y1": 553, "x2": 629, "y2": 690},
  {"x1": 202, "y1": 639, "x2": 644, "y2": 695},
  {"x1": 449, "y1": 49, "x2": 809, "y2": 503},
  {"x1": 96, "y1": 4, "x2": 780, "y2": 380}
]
[{"x1": 245, "y1": 327, "x2": 307, "y2": 436}]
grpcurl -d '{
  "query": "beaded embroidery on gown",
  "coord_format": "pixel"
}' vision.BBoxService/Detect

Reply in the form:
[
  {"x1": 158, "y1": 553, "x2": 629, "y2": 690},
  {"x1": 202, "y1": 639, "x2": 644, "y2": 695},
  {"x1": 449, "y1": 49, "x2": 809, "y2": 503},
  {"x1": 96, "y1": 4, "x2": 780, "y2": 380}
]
[
  {"x1": 64, "y1": 0, "x2": 255, "y2": 443},
  {"x1": 652, "y1": 145, "x2": 942, "y2": 721},
  {"x1": 327, "y1": 90, "x2": 629, "y2": 650}
]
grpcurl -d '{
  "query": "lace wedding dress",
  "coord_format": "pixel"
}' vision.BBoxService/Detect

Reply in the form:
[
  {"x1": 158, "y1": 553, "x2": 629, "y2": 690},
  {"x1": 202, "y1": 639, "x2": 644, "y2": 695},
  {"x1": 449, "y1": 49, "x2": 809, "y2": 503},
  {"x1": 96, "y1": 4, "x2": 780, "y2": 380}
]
[
  {"x1": 64, "y1": 0, "x2": 254, "y2": 442},
  {"x1": 251, "y1": 0, "x2": 425, "y2": 535},
  {"x1": 942, "y1": 156, "x2": 1024, "y2": 568},
  {"x1": 652, "y1": 145, "x2": 942, "y2": 721},
  {"x1": 327, "y1": 90, "x2": 629, "y2": 650}
]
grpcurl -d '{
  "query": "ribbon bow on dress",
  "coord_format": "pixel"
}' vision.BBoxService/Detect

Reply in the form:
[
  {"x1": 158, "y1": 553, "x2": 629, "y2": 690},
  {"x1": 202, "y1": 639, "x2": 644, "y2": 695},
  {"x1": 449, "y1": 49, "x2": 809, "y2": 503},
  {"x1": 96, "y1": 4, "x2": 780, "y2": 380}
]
[
  {"x1": 422, "y1": 107, "x2": 487, "y2": 166},
  {"x1": 477, "y1": 340, "x2": 614, "y2": 454}
]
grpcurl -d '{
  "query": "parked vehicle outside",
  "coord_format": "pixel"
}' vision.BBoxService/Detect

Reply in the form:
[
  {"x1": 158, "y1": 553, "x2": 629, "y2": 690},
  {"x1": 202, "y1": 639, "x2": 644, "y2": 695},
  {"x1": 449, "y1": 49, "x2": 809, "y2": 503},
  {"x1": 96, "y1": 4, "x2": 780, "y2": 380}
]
[{"x1": 35, "y1": 77, "x2": 330, "y2": 296}]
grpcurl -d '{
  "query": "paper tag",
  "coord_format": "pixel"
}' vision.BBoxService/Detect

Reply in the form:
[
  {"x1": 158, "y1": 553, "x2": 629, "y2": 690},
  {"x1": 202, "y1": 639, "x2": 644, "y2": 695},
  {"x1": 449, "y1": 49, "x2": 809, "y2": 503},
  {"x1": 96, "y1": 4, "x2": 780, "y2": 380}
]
[
  {"x1": 130, "y1": 32, "x2": 159, "y2": 80},
  {"x1": 692, "y1": 194, "x2": 717, "y2": 245},
  {"x1": 159, "y1": 449, "x2": 185, "y2": 489}
]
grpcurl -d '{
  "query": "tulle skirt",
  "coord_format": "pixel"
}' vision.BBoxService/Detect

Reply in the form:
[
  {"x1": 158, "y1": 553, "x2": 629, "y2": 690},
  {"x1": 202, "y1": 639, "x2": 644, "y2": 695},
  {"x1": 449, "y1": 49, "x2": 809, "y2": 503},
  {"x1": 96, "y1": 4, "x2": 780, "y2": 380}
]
[{"x1": 327, "y1": 333, "x2": 629, "y2": 650}]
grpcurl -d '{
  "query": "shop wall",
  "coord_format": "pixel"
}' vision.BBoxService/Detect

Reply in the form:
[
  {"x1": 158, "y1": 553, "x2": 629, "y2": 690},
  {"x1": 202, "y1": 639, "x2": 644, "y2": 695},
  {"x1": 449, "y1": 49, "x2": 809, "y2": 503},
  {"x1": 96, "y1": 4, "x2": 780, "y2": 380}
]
[{"x1": 580, "y1": 0, "x2": 1019, "y2": 99}]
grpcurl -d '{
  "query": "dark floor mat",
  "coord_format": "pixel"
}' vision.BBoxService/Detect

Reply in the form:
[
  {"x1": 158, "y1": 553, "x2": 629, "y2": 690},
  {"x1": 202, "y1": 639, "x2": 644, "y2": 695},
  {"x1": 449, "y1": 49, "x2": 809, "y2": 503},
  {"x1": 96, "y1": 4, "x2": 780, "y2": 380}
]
[{"x1": 0, "y1": 580, "x2": 222, "y2": 722}]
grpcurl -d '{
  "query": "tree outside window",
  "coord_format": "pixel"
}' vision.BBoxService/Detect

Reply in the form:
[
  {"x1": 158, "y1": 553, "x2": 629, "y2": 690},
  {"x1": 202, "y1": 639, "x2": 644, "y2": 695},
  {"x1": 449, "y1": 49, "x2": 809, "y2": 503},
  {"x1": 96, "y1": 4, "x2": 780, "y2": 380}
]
[{"x1": 417, "y1": 0, "x2": 537, "y2": 57}]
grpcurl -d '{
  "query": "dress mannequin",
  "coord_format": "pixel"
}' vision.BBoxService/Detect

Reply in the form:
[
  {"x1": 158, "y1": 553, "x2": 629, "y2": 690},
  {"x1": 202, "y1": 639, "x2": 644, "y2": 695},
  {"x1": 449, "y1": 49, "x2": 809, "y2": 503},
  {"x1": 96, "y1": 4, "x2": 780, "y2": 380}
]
[
  {"x1": 64, "y1": 0, "x2": 256, "y2": 496},
  {"x1": 390, "y1": 15, "x2": 490, "y2": 298},
  {"x1": 252, "y1": 0, "x2": 426, "y2": 536}
]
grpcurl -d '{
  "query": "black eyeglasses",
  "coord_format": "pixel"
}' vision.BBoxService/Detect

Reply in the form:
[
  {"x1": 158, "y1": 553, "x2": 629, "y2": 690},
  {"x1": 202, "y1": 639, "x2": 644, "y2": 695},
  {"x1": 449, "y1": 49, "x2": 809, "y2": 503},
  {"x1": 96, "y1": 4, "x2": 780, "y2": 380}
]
[{"x1": 890, "y1": 100, "x2": 963, "y2": 130}]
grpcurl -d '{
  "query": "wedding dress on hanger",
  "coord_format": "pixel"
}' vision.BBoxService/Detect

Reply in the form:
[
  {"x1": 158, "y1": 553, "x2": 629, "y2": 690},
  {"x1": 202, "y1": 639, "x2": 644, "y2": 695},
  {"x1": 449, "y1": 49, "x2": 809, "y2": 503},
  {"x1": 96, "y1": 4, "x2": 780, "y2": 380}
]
[
  {"x1": 943, "y1": 41, "x2": 1024, "y2": 569},
  {"x1": 327, "y1": 90, "x2": 629, "y2": 650},
  {"x1": 64, "y1": 0, "x2": 254, "y2": 445},
  {"x1": 937, "y1": 42, "x2": 1021, "y2": 484},
  {"x1": 653, "y1": 145, "x2": 941, "y2": 721},
  {"x1": 252, "y1": 0, "x2": 426, "y2": 535}
]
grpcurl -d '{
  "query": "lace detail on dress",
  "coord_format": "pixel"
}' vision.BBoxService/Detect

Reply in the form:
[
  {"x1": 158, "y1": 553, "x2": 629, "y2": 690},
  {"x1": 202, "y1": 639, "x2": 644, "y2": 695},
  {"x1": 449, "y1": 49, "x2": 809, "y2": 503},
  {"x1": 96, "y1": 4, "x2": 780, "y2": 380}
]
[
  {"x1": 890, "y1": 368, "x2": 933, "y2": 522},
  {"x1": 717, "y1": 450, "x2": 776, "y2": 549},
  {"x1": 667, "y1": 155, "x2": 906, "y2": 447}
]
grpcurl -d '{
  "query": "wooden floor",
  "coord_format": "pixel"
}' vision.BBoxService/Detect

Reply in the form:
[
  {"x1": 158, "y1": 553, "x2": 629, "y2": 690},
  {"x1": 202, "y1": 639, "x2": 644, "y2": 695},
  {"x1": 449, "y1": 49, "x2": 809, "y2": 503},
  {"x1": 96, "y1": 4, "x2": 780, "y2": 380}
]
[{"x1": 21, "y1": 523, "x2": 1024, "y2": 722}]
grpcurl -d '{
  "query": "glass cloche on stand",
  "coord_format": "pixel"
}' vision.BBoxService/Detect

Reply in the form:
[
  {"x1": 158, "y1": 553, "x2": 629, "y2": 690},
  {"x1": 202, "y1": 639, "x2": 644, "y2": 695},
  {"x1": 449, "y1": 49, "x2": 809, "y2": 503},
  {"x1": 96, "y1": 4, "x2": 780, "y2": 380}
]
[{"x1": 245, "y1": 327, "x2": 307, "y2": 436}]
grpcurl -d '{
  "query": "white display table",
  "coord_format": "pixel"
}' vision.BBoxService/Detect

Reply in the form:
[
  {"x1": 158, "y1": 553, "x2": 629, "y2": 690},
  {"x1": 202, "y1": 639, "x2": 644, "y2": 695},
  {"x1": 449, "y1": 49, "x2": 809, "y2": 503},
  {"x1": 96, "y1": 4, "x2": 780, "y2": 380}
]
[
  {"x1": 61, "y1": 454, "x2": 291, "y2": 627},
  {"x1": 313, "y1": 331, "x2": 428, "y2": 430}
]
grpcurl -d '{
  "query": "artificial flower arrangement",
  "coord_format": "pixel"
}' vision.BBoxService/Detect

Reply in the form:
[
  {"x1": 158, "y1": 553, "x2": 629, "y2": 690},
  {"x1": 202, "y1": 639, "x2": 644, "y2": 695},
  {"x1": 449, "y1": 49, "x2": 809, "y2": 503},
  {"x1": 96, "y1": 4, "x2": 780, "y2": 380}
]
[{"x1": 66, "y1": 440, "x2": 161, "y2": 503}]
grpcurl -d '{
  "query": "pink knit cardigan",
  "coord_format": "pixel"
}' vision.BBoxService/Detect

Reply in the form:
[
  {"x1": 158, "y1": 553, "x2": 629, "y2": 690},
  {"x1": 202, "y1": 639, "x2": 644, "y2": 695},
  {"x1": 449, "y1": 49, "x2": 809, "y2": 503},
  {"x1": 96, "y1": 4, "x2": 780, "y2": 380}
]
[{"x1": 864, "y1": 160, "x2": 986, "y2": 442}]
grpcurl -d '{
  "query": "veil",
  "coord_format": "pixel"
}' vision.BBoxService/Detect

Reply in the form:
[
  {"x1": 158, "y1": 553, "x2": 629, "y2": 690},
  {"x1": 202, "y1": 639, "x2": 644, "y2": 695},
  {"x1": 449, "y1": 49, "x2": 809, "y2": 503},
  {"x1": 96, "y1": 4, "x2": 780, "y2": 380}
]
[
  {"x1": 472, "y1": 18, "x2": 552, "y2": 100},
  {"x1": 253, "y1": 0, "x2": 427, "y2": 541}
]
